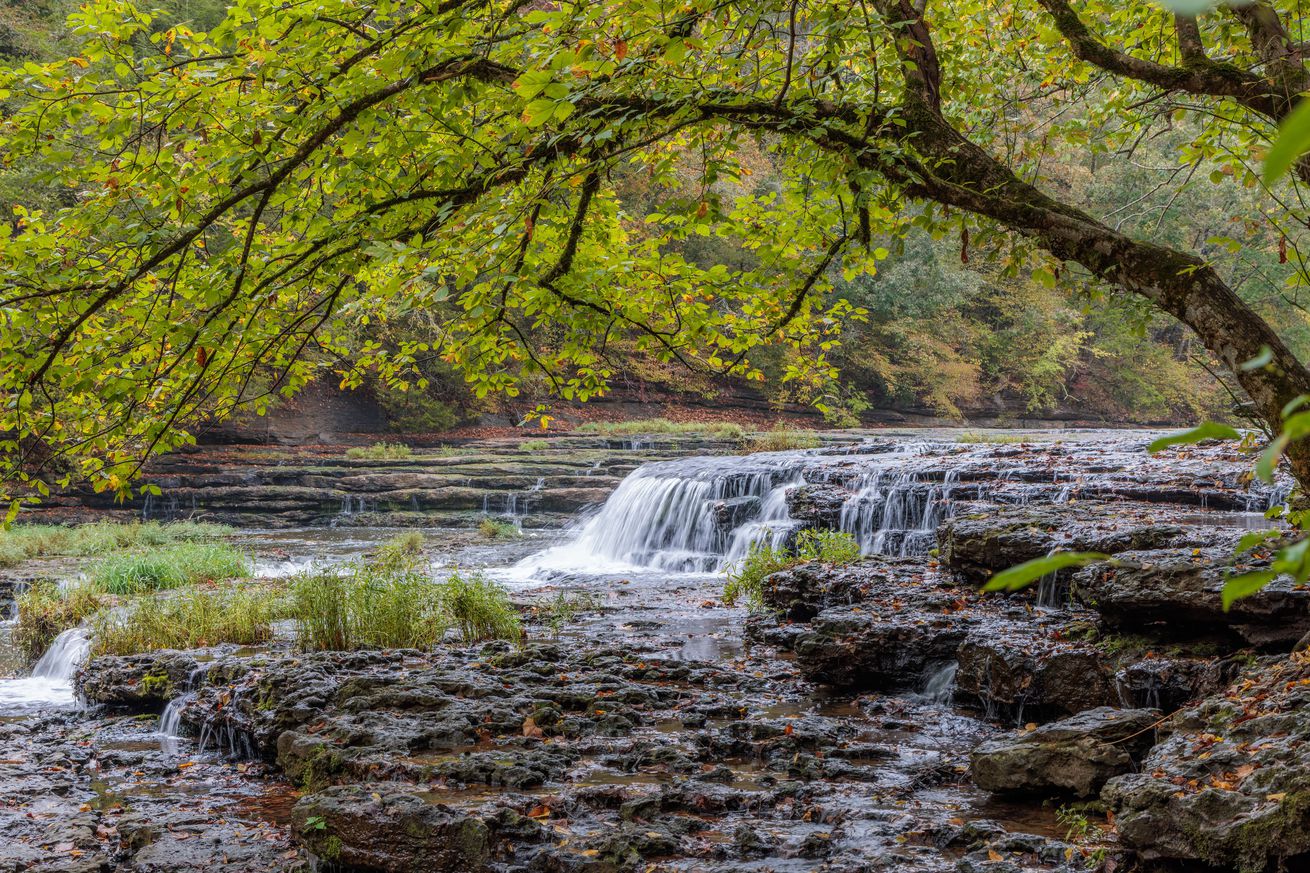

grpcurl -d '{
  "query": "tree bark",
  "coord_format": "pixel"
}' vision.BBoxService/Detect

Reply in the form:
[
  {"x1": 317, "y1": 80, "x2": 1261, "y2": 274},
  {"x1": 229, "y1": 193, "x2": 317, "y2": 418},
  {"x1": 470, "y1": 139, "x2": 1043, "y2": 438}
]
[{"x1": 893, "y1": 101, "x2": 1310, "y2": 486}]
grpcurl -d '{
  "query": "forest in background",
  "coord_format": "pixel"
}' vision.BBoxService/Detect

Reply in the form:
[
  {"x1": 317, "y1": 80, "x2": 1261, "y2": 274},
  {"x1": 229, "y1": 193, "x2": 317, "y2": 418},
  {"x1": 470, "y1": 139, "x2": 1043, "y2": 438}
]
[{"x1": 4, "y1": 0, "x2": 1308, "y2": 432}]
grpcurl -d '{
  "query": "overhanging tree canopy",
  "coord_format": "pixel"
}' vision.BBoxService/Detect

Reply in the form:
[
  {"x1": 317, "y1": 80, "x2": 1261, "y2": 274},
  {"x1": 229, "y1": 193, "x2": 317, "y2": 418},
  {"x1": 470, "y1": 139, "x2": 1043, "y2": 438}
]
[{"x1": 3, "y1": 0, "x2": 1310, "y2": 504}]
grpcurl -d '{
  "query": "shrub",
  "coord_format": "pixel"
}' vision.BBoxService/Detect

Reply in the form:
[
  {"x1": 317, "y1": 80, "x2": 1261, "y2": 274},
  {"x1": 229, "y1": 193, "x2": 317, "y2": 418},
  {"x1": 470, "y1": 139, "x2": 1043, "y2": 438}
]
[
  {"x1": 741, "y1": 425, "x2": 823, "y2": 453},
  {"x1": 0, "y1": 520, "x2": 231, "y2": 568},
  {"x1": 345, "y1": 442, "x2": 413, "y2": 460},
  {"x1": 437, "y1": 570, "x2": 522, "y2": 644},
  {"x1": 290, "y1": 559, "x2": 449, "y2": 651},
  {"x1": 90, "y1": 585, "x2": 284, "y2": 656},
  {"x1": 723, "y1": 530, "x2": 861, "y2": 610},
  {"x1": 88, "y1": 542, "x2": 251, "y2": 594},
  {"x1": 574, "y1": 418, "x2": 746, "y2": 439},
  {"x1": 478, "y1": 517, "x2": 521, "y2": 540},
  {"x1": 13, "y1": 582, "x2": 107, "y2": 662},
  {"x1": 794, "y1": 529, "x2": 862, "y2": 564}
]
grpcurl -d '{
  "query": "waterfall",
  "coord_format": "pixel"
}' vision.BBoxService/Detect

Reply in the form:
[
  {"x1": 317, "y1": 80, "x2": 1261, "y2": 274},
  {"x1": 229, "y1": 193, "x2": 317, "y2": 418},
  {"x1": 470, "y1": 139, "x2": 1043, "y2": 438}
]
[
  {"x1": 514, "y1": 455, "x2": 802, "y2": 575},
  {"x1": 32, "y1": 627, "x2": 91, "y2": 682},
  {"x1": 914, "y1": 662, "x2": 958, "y2": 706},
  {"x1": 159, "y1": 665, "x2": 210, "y2": 756},
  {"x1": 837, "y1": 469, "x2": 943, "y2": 557},
  {"x1": 0, "y1": 627, "x2": 91, "y2": 711}
]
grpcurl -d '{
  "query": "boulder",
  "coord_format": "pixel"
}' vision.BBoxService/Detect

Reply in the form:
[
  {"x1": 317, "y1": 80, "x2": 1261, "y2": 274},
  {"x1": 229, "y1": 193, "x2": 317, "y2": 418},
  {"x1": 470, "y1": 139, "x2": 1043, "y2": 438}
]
[
  {"x1": 77, "y1": 650, "x2": 209, "y2": 708},
  {"x1": 1104, "y1": 653, "x2": 1310, "y2": 872},
  {"x1": 970, "y1": 707, "x2": 1159, "y2": 796},
  {"x1": 1074, "y1": 548, "x2": 1310, "y2": 649},
  {"x1": 954, "y1": 630, "x2": 1113, "y2": 720}
]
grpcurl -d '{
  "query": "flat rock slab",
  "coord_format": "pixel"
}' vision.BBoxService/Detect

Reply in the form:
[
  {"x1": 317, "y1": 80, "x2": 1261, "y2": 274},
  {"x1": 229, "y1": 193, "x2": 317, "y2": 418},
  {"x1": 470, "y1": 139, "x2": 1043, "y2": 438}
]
[{"x1": 970, "y1": 706, "x2": 1159, "y2": 797}]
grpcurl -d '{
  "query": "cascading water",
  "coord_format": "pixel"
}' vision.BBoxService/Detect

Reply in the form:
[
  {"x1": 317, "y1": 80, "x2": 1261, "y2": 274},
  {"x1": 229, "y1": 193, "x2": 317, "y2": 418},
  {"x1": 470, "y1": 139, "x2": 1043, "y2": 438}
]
[
  {"x1": 515, "y1": 455, "x2": 803, "y2": 576},
  {"x1": 0, "y1": 626, "x2": 91, "y2": 711},
  {"x1": 159, "y1": 665, "x2": 210, "y2": 756}
]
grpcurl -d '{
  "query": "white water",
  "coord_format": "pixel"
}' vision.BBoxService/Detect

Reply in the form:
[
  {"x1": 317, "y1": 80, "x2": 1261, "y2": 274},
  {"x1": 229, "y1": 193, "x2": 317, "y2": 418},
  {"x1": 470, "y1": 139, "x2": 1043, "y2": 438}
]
[
  {"x1": 511, "y1": 445, "x2": 954, "y2": 580},
  {"x1": 0, "y1": 627, "x2": 91, "y2": 712},
  {"x1": 159, "y1": 665, "x2": 209, "y2": 756}
]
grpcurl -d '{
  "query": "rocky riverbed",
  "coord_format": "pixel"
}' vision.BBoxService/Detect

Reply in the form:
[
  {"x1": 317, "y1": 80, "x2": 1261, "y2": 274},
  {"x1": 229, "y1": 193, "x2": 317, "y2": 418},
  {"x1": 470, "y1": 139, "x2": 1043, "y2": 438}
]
[{"x1": 2, "y1": 430, "x2": 1307, "y2": 873}]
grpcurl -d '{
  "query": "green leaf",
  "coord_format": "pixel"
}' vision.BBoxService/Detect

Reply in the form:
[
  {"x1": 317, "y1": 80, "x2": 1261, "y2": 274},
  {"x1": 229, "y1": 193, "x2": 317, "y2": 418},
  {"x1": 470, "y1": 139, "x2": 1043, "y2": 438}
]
[
  {"x1": 983, "y1": 551, "x2": 1109, "y2": 593},
  {"x1": 1264, "y1": 96, "x2": 1310, "y2": 184},
  {"x1": 1222, "y1": 570, "x2": 1276, "y2": 611},
  {"x1": 1147, "y1": 422, "x2": 1241, "y2": 453},
  {"x1": 1240, "y1": 345, "x2": 1274, "y2": 371}
]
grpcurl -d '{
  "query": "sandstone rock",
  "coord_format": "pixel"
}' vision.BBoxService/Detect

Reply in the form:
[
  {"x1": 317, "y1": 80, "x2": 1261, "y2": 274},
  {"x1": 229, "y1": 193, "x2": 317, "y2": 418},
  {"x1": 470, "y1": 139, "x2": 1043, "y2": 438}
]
[
  {"x1": 970, "y1": 706, "x2": 1159, "y2": 796},
  {"x1": 77, "y1": 650, "x2": 208, "y2": 708}
]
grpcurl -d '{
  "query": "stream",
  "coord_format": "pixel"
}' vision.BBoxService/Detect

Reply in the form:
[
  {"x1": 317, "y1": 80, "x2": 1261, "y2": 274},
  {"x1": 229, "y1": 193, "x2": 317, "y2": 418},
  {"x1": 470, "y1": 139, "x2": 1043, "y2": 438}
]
[{"x1": 0, "y1": 430, "x2": 1290, "y2": 872}]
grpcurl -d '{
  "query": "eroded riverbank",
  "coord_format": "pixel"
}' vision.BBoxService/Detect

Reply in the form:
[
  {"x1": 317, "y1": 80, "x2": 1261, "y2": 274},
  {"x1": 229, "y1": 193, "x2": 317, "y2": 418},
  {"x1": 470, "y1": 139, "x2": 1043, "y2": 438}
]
[{"x1": 1, "y1": 430, "x2": 1304, "y2": 872}]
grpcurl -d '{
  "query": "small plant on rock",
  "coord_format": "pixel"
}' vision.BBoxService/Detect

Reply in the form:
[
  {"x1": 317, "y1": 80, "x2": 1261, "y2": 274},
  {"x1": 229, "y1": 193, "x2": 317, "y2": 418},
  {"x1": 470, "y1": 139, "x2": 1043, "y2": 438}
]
[
  {"x1": 478, "y1": 517, "x2": 521, "y2": 540},
  {"x1": 90, "y1": 584, "x2": 284, "y2": 656},
  {"x1": 724, "y1": 530, "x2": 861, "y2": 610},
  {"x1": 741, "y1": 425, "x2": 823, "y2": 453},
  {"x1": 438, "y1": 570, "x2": 522, "y2": 644}
]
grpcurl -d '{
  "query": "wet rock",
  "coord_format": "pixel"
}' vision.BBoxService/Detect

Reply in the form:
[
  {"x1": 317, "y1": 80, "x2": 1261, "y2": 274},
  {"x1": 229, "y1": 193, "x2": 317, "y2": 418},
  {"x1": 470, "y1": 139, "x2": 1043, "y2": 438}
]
[
  {"x1": 1074, "y1": 548, "x2": 1310, "y2": 649},
  {"x1": 1113, "y1": 655, "x2": 1232, "y2": 712},
  {"x1": 794, "y1": 606, "x2": 967, "y2": 690},
  {"x1": 954, "y1": 631, "x2": 1113, "y2": 720},
  {"x1": 77, "y1": 650, "x2": 208, "y2": 707},
  {"x1": 761, "y1": 557, "x2": 926, "y2": 622},
  {"x1": 937, "y1": 504, "x2": 1227, "y2": 587},
  {"x1": 970, "y1": 707, "x2": 1160, "y2": 797},
  {"x1": 1104, "y1": 652, "x2": 1310, "y2": 873},
  {"x1": 292, "y1": 784, "x2": 501, "y2": 872},
  {"x1": 785, "y1": 483, "x2": 849, "y2": 529}
]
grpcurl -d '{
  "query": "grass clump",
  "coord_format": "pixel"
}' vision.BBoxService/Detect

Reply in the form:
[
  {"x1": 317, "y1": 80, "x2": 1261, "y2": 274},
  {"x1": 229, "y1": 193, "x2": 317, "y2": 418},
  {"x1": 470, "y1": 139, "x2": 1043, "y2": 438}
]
[
  {"x1": 535, "y1": 590, "x2": 602, "y2": 637},
  {"x1": 377, "y1": 531, "x2": 425, "y2": 563},
  {"x1": 478, "y1": 517, "x2": 521, "y2": 540},
  {"x1": 0, "y1": 520, "x2": 232, "y2": 569},
  {"x1": 724, "y1": 529, "x2": 861, "y2": 610},
  {"x1": 518, "y1": 439, "x2": 549, "y2": 452},
  {"x1": 90, "y1": 585, "x2": 284, "y2": 656},
  {"x1": 290, "y1": 556, "x2": 521, "y2": 651},
  {"x1": 345, "y1": 442, "x2": 413, "y2": 460},
  {"x1": 88, "y1": 541, "x2": 251, "y2": 595},
  {"x1": 955, "y1": 431, "x2": 1029, "y2": 444},
  {"x1": 291, "y1": 556, "x2": 448, "y2": 652},
  {"x1": 575, "y1": 418, "x2": 746, "y2": 439},
  {"x1": 13, "y1": 582, "x2": 107, "y2": 662},
  {"x1": 741, "y1": 425, "x2": 823, "y2": 453},
  {"x1": 437, "y1": 570, "x2": 522, "y2": 644}
]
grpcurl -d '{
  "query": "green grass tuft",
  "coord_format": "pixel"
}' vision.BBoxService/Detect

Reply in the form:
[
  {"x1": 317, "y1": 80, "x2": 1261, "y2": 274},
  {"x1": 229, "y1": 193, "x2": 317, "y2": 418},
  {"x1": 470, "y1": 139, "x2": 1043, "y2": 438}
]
[
  {"x1": 290, "y1": 558, "x2": 450, "y2": 651},
  {"x1": 90, "y1": 584, "x2": 284, "y2": 656},
  {"x1": 345, "y1": 442, "x2": 413, "y2": 460},
  {"x1": 14, "y1": 581, "x2": 108, "y2": 662},
  {"x1": 88, "y1": 541, "x2": 251, "y2": 595},
  {"x1": 477, "y1": 517, "x2": 521, "y2": 540},
  {"x1": 955, "y1": 431, "x2": 1029, "y2": 444},
  {"x1": 437, "y1": 570, "x2": 522, "y2": 644},
  {"x1": 741, "y1": 425, "x2": 823, "y2": 453},
  {"x1": 574, "y1": 418, "x2": 746, "y2": 439},
  {"x1": 724, "y1": 529, "x2": 861, "y2": 610}
]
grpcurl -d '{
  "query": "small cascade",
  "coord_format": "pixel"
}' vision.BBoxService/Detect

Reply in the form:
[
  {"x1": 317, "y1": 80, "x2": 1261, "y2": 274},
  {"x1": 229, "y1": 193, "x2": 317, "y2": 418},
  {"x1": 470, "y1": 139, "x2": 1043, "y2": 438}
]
[
  {"x1": 914, "y1": 662, "x2": 958, "y2": 706},
  {"x1": 0, "y1": 627, "x2": 91, "y2": 711},
  {"x1": 159, "y1": 665, "x2": 209, "y2": 756},
  {"x1": 32, "y1": 627, "x2": 91, "y2": 682},
  {"x1": 838, "y1": 468, "x2": 944, "y2": 557}
]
